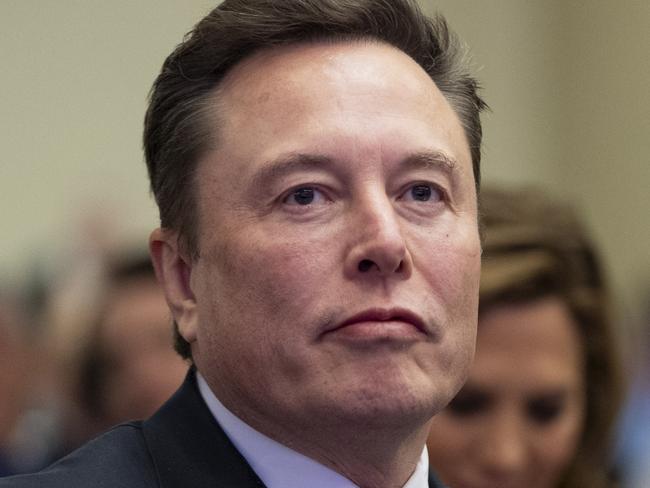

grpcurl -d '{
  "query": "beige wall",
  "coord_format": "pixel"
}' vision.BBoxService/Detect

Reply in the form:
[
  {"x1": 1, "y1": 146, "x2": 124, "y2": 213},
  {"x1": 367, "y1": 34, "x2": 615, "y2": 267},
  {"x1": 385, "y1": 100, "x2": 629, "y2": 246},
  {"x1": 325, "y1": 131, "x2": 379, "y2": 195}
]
[
  {"x1": 1, "y1": 0, "x2": 214, "y2": 279},
  {"x1": 427, "y1": 0, "x2": 650, "y2": 332},
  {"x1": 2, "y1": 1, "x2": 648, "y2": 329},
  {"x1": 560, "y1": 1, "x2": 650, "y2": 331}
]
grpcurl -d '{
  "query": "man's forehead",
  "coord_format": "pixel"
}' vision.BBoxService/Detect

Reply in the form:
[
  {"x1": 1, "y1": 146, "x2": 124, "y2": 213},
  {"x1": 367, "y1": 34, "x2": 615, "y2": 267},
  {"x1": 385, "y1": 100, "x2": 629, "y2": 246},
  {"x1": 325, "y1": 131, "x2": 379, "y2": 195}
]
[
  {"x1": 210, "y1": 40, "x2": 459, "y2": 152},
  {"x1": 216, "y1": 40, "x2": 436, "y2": 108},
  {"x1": 196, "y1": 38, "x2": 473, "y2": 195}
]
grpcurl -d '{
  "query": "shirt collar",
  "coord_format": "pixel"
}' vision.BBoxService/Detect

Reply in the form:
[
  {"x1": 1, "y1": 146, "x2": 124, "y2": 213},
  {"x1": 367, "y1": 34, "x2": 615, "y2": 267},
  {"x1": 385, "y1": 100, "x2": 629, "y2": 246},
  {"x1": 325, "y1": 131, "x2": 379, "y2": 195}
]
[{"x1": 196, "y1": 372, "x2": 430, "y2": 488}]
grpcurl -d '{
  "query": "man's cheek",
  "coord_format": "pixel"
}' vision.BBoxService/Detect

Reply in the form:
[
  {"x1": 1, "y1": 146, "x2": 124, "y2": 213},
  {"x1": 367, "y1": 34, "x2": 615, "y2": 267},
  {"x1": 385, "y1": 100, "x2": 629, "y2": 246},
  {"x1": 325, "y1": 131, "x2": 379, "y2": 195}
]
[
  {"x1": 244, "y1": 242, "x2": 332, "y2": 308},
  {"x1": 421, "y1": 250, "x2": 479, "y2": 304}
]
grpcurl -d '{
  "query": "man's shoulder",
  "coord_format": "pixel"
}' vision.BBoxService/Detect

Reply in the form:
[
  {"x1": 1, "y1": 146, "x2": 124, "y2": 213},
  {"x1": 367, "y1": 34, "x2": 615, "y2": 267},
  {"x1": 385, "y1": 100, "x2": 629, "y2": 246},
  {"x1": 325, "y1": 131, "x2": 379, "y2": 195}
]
[
  {"x1": 0, "y1": 422, "x2": 157, "y2": 488},
  {"x1": 0, "y1": 370, "x2": 264, "y2": 488}
]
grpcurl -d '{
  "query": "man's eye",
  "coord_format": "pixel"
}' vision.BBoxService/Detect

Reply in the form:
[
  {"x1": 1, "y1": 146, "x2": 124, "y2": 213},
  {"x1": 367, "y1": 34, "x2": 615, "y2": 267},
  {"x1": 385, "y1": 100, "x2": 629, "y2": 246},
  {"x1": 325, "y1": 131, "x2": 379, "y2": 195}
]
[
  {"x1": 401, "y1": 184, "x2": 443, "y2": 203},
  {"x1": 283, "y1": 187, "x2": 327, "y2": 206}
]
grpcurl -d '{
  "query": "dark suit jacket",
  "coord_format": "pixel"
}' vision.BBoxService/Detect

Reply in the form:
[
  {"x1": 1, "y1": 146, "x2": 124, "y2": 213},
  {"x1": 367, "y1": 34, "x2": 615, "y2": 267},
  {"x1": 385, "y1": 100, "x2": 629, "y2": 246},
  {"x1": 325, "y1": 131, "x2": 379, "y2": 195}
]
[{"x1": 0, "y1": 371, "x2": 445, "y2": 487}]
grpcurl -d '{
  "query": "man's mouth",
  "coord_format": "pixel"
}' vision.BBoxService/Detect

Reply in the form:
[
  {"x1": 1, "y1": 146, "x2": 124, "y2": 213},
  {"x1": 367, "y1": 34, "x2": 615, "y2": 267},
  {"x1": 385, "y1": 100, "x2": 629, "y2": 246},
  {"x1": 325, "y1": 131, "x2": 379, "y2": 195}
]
[{"x1": 324, "y1": 307, "x2": 429, "y2": 342}]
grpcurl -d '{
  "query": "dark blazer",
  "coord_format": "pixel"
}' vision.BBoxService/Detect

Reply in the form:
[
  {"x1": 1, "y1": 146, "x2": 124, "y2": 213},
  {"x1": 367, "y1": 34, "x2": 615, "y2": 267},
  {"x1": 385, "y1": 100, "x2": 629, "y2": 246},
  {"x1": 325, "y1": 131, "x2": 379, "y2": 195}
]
[{"x1": 0, "y1": 371, "x2": 445, "y2": 487}]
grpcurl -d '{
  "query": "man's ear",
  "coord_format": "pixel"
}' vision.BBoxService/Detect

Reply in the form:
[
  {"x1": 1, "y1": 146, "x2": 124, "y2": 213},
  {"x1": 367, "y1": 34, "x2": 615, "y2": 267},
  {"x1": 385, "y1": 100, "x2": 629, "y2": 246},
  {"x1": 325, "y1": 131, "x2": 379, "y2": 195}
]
[{"x1": 149, "y1": 228, "x2": 198, "y2": 345}]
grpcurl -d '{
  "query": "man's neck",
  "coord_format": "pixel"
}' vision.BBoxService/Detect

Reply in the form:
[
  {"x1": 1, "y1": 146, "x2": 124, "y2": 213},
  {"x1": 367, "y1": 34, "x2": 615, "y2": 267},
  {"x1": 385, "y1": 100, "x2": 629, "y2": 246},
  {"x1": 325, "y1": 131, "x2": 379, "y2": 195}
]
[
  {"x1": 286, "y1": 421, "x2": 430, "y2": 488},
  {"x1": 198, "y1": 373, "x2": 432, "y2": 488}
]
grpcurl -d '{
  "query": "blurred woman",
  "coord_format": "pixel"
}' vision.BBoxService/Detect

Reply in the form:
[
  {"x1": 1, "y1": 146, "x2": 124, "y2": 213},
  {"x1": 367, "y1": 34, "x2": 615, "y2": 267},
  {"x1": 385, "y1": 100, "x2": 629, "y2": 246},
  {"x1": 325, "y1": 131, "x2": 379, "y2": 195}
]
[{"x1": 427, "y1": 188, "x2": 624, "y2": 488}]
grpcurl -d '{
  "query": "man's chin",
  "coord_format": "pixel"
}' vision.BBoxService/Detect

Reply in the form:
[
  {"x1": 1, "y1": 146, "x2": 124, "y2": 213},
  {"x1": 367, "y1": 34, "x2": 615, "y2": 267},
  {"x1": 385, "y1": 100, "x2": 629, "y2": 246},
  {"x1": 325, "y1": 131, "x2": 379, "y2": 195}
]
[{"x1": 312, "y1": 379, "x2": 446, "y2": 428}]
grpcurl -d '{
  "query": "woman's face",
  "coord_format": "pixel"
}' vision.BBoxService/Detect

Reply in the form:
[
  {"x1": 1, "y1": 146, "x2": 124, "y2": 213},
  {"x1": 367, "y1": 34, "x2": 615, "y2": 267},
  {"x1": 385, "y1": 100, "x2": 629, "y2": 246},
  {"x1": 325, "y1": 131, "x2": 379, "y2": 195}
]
[{"x1": 427, "y1": 296, "x2": 586, "y2": 488}]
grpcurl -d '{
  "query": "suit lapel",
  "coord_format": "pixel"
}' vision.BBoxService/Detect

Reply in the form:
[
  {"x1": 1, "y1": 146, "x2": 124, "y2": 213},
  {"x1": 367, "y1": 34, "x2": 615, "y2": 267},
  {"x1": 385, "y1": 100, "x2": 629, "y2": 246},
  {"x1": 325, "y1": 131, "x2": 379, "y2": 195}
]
[
  {"x1": 428, "y1": 470, "x2": 447, "y2": 488},
  {"x1": 142, "y1": 369, "x2": 266, "y2": 488}
]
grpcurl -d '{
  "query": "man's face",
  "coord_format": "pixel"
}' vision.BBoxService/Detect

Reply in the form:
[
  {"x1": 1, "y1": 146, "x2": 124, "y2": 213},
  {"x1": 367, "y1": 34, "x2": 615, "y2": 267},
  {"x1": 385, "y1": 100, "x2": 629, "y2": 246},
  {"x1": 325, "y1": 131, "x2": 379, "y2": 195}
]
[{"x1": 185, "y1": 41, "x2": 480, "y2": 433}]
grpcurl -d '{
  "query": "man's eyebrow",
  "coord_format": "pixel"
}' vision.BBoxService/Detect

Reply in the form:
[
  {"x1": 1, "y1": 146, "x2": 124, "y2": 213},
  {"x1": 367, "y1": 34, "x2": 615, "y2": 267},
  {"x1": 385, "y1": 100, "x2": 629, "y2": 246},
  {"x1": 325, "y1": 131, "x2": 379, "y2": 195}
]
[
  {"x1": 402, "y1": 150, "x2": 459, "y2": 176},
  {"x1": 249, "y1": 150, "x2": 459, "y2": 191},
  {"x1": 250, "y1": 153, "x2": 333, "y2": 191}
]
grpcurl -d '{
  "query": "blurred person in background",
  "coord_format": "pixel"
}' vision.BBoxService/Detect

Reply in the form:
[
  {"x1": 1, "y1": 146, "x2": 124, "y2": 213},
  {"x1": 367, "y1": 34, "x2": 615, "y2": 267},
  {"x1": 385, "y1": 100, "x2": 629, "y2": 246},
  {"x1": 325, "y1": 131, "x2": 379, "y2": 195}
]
[
  {"x1": 0, "y1": 294, "x2": 33, "y2": 477},
  {"x1": 9, "y1": 245, "x2": 189, "y2": 467},
  {"x1": 60, "y1": 252, "x2": 188, "y2": 452},
  {"x1": 0, "y1": 285, "x2": 55, "y2": 477},
  {"x1": 0, "y1": 248, "x2": 188, "y2": 475},
  {"x1": 427, "y1": 187, "x2": 624, "y2": 488}
]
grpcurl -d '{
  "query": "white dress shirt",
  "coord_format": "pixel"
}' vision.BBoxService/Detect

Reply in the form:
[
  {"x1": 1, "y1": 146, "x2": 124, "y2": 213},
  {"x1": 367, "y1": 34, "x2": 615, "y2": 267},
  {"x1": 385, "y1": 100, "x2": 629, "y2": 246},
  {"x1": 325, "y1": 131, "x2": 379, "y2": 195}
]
[{"x1": 197, "y1": 373, "x2": 430, "y2": 488}]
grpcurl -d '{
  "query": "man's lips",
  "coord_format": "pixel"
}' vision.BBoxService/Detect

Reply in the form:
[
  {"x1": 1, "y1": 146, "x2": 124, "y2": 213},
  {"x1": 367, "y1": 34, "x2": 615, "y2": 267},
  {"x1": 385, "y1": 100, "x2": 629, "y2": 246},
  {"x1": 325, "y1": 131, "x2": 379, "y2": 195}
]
[{"x1": 324, "y1": 307, "x2": 429, "y2": 339}]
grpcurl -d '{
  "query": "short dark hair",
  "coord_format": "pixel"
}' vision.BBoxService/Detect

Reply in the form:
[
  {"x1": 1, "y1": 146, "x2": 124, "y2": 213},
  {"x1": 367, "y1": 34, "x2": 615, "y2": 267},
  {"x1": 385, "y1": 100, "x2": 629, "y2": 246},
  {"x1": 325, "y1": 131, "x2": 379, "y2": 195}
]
[{"x1": 143, "y1": 0, "x2": 486, "y2": 359}]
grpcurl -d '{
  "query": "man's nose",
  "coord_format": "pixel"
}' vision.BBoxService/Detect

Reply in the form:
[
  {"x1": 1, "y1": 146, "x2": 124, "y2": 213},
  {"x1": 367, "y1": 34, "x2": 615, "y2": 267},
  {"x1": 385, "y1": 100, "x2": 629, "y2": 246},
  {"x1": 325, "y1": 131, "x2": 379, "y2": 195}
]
[{"x1": 343, "y1": 196, "x2": 413, "y2": 280}]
